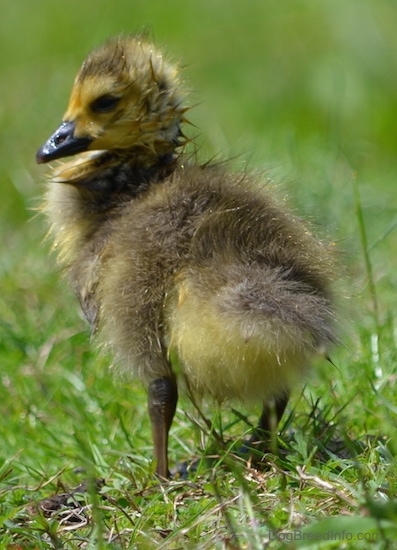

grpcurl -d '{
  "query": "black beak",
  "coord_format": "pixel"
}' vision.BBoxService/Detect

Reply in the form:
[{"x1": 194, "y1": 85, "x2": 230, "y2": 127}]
[{"x1": 36, "y1": 121, "x2": 93, "y2": 164}]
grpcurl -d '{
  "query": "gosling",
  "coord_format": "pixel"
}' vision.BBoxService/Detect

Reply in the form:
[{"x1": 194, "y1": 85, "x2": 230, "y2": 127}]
[{"x1": 37, "y1": 35, "x2": 336, "y2": 478}]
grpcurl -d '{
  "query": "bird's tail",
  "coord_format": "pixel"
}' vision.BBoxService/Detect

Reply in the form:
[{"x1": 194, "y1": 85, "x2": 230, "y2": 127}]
[{"x1": 167, "y1": 265, "x2": 335, "y2": 403}]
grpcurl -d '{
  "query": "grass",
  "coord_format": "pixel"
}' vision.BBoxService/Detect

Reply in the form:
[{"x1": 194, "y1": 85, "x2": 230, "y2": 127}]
[{"x1": 1, "y1": 0, "x2": 396, "y2": 547}]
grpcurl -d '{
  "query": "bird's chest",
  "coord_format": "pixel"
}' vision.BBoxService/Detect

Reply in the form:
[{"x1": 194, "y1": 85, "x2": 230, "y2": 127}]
[
  {"x1": 73, "y1": 225, "x2": 181, "y2": 338},
  {"x1": 69, "y1": 233, "x2": 113, "y2": 333}
]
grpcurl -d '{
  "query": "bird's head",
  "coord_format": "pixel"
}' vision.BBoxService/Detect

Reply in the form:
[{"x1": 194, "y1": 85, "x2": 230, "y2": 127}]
[{"x1": 37, "y1": 35, "x2": 187, "y2": 165}]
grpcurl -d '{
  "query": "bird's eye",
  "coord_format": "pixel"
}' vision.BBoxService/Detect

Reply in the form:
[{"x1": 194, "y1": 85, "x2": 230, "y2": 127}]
[{"x1": 90, "y1": 95, "x2": 120, "y2": 113}]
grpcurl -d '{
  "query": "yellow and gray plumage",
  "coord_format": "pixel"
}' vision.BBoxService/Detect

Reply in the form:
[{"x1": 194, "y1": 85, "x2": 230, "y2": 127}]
[{"x1": 37, "y1": 35, "x2": 336, "y2": 478}]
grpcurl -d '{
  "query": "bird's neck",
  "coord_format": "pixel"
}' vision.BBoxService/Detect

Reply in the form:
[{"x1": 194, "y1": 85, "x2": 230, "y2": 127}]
[
  {"x1": 44, "y1": 147, "x2": 178, "y2": 270},
  {"x1": 52, "y1": 146, "x2": 177, "y2": 194}
]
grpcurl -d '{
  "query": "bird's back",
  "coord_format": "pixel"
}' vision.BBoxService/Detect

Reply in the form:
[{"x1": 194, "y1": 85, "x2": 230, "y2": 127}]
[{"x1": 88, "y1": 161, "x2": 336, "y2": 402}]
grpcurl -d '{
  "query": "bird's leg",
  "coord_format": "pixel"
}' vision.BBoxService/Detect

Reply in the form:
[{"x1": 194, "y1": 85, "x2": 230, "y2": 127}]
[
  {"x1": 148, "y1": 376, "x2": 178, "y2": 479},
  {"x1": 249, "y1": 393, "x2": 289, "y2": 455}
]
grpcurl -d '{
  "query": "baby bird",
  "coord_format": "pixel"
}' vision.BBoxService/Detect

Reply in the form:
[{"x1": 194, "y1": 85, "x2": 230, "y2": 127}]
[{"x1": 37, "y1": 35, "x2": 336, "y2": 478}]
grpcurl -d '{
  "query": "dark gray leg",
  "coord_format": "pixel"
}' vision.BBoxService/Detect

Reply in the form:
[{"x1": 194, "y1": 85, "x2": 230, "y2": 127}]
[
  {"x1": 250, "y1": 392, "x2": 289, "y2": 453},
  {"x1": 148, "y1": 377, "x2": 178, "y2": 479}
]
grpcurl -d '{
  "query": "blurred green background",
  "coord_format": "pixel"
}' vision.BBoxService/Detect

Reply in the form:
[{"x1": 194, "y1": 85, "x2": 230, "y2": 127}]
[{"x1": 1, "y1": 0, "x2": 396, "y2": 450}]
